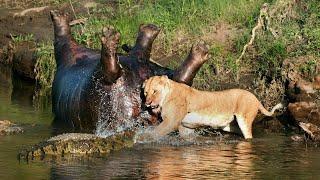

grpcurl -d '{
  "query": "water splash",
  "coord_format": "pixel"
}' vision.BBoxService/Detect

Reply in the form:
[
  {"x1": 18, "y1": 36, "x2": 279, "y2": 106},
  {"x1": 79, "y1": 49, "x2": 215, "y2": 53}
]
[
  {"x1": 133, "y1": 126, "x2": 241, "y2": 146},
  {"x1": 94, "y1": 76, "x2": 138, "y2": 137}
]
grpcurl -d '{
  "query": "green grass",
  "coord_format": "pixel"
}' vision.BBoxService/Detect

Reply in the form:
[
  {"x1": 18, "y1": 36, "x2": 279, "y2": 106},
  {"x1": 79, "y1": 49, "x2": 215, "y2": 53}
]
[
  {"x1": 13, "y1": 0, "x2": 318, "y2": 92},
  {"x1": 71, "y1": 0, "x2": 269, "y2": 52},
  {"x1": 34, "y1": 42, "x2": 56, "y2": 90},
  {"x1": 299, "y1": 59, "x2": 318, "y2": 78},
  {"x1": 10, "y1": 34, "x2": 34, "y2": 43},
  {"x1": 255, "y1": 38, "x2": 287, "y2": 79},
  {"x1": 226, "y1": 0, "x2": 319, "y2": 82},
  {"x1": 66, "y1": 0, "x2": 272, "y2": 90}
]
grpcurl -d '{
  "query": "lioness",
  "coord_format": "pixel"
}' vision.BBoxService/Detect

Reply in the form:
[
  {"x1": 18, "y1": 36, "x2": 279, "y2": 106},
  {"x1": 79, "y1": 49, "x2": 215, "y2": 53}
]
[{"x1": 143, "y1": 75, "x2": 283, "y2": 139}]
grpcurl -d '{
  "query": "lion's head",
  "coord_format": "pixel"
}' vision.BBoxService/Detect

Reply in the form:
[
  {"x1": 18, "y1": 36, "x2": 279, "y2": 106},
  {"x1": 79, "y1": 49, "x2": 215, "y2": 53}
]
[{"x1": 143, "y1": 75, "x2": 171, "y2": 112}]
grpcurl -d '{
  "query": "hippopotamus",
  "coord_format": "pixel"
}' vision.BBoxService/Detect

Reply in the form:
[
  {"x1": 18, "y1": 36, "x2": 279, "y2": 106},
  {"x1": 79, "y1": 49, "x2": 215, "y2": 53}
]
[{"x1": 50, "y1": 11, "x2": 209, "y2": 136}]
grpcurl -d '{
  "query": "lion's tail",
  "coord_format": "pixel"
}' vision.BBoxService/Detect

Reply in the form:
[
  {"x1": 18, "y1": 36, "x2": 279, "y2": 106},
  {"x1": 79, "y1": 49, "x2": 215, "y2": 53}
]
[{"x1": 258, "y1": 103, "x2": 283, "y2": 116}]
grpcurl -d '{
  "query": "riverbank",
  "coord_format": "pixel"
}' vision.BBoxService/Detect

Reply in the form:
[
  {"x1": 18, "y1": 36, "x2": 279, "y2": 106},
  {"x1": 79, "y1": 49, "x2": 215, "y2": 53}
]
[{"x1": 0, "y1": 0, "x2": 319, "y2": 139}]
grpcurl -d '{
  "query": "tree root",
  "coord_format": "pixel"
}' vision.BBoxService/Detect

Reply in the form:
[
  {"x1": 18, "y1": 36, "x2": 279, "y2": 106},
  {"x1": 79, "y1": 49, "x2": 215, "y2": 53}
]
[
  {"x1": 13, "y1": 6, "x2": 49, "y2": 17},
  {"x1": 235, "y1": 3, "x2": 280, "y2": 80}
]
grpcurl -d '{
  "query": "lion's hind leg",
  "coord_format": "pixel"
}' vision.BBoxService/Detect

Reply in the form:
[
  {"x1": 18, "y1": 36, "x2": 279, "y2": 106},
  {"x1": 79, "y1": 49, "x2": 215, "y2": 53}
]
[
  {"x1": 235, "y1": 114, "x2": 253, "y2": 139},
  {"x1": 235, "y1": 112, "x2": 258, "y2": 139}
]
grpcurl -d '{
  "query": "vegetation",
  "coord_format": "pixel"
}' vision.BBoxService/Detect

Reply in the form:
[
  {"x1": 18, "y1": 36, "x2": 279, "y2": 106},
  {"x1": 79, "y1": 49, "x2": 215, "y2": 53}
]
[
  {"x1": 67, "y1": 0, "x2": 274, "y2": 90},
  {"x1": 34, "y1": 42, "x2": 56, "y2": 90},
  {"x1": 10, "y1": 33, "x2": 34, "y2": 43},
  {"x1": 4, "y1": 0, "x2": 319, "y2": 96}
]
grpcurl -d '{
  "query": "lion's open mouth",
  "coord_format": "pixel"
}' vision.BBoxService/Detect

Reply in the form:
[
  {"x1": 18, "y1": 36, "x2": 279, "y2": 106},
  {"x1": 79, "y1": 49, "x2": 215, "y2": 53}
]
[
  {"x1": 146, "y1": 104, "x2": 159, "y2": 109},
  {"x1": 146, "y1": 104, "x2": 161, "y2": 114}
]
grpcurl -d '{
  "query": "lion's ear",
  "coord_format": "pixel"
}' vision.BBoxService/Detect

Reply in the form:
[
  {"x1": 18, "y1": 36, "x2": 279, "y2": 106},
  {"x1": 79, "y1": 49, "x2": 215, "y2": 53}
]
[
  {"x1": 164, "y1": 76, "x2": 171, "y2": 89},
  {"x1": 161, "y1": 75, "x2": 169, "y2": 79}
]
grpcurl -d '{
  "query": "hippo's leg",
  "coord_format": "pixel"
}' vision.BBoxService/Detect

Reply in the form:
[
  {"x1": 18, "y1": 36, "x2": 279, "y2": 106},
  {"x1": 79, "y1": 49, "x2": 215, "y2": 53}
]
[
  {"x1": 50, "y1": 10, "x2": 98, "y2": 66},
  {"x1": 50, "y1": 11, "x2": 71, "y2": 39},
  {"x1": 50, "y1": 10, "x2": 72, "y2": 66},
  {"x1": 100, "y1": 27, "x2": 122, "y2": 83},
  {"x1": 172, "y1": 42, "x2": 209, "y2": 86},
  {"x1": 129, "y1": 24, "x2": 160, "y2": 60}
]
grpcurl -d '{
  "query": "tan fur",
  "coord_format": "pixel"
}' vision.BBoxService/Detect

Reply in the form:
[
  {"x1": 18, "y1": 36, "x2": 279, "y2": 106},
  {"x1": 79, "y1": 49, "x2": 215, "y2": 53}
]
[{"x1": 143, "y1": 75, "x2": 283, "y2": 139}]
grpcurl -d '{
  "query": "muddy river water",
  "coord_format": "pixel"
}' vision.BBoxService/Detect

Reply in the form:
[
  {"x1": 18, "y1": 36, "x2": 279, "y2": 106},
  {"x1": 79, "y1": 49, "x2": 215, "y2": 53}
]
[{"x1": 1, "y1": 65, "x2": 320, "y2": 179}]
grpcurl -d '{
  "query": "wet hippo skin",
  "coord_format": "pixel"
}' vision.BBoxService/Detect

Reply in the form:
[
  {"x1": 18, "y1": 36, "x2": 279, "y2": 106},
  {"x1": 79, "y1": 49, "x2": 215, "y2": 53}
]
[{"x1": 50, "y1": 11, "x2": 209, "y2": 135}]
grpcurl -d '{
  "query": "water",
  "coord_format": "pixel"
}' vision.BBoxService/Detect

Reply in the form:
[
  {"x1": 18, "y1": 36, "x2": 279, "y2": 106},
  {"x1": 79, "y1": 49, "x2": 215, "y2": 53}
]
[{"x1": 1, "y1": 65, "x2": 320, "y2": 179}]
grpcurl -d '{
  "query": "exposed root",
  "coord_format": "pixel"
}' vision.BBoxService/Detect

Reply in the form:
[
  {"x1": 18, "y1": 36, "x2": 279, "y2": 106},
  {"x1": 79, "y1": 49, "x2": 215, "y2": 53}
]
[
  {"x1": 69, "y1": 18, "x2": 88, "y2": 26},
  {"x1": 235, "y1": 3, "x2": 274, "y2": 79},
  {"x1": 235, "y1": 0, "x2": 296, "y2": 79},
  {"x1": 13, "y1": 6, "x2": 49, "y2": 17}
]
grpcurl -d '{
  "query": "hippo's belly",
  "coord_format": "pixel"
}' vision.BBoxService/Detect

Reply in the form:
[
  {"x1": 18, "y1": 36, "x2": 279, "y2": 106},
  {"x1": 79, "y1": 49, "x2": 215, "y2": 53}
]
[{"x1": 52, "y1": 60, "x2": 99, "y2": 127}]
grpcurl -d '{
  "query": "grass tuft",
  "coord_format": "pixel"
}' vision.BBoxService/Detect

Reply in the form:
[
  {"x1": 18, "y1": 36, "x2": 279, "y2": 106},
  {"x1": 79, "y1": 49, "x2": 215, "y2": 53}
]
[{"x1": 34, "y1": 42, "x2": 56, "y2": 91}]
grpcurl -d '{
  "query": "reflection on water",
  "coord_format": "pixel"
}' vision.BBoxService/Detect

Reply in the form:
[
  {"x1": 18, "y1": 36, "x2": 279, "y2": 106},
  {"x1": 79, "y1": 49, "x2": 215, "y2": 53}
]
[
  {"x1": 1, "y1": 65, "x2": 320, "y2": 179},
  {"x1": 30, "y1": 136, "x2": 320, "y2": 179},
  {"x1": 0, "y1": 65, "x2": 53, "y2": 179},
  {"x1": 144, "y1": 141, "x2": 255, "y2": 179}
]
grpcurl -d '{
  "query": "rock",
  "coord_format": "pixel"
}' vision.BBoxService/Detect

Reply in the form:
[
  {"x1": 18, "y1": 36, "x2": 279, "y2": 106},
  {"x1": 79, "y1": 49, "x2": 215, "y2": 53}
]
[
  {"x1": 287, "y1": 78, "x2": 320, "y2": 142},
  {"x1": 0, "y1": 120, "x2": 24, "y2": 135},
  {"x1": 18, "y1": 131, "x2": 135, "y2": 161},
  {"x1": 296, "y1": 79, "x2": 315, "y2": 94},
  {"x1": 291, "y1": 134, "x2": 305, "y2": 142},
  {"x1": 287, "y1": 78, "x2": 319, "y2": 102},
  {"x1": 299, "y1": 122, "x2": 320, "y2": 141},
  {"x1": 288, "y1": 102, "x2": 320, "y2": 125},
  {"x1": 288, "y1": 96, "x2": 320, "y2": 141}
]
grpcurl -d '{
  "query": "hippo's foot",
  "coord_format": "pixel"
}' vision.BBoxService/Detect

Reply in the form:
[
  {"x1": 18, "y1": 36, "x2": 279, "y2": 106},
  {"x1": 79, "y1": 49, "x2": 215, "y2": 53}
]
[
  {"x1": 138, "y1": 24, "x2": 161, "y2": 41},
  {"x1": 100, "y1": 26, "x2": 122, "y2": 83},
  {"x1": 101, "y1": 26, "x2": 120, "y2": 52},
  {"x1": 190, "y1": 42, "x2": 209, "y2": 63},
  {"x1": 18, "y1": 131, "x2": 135, "y2": 161},
  {"x1": 173, "y1": 42, "x2": 209, "y2": 85},
  {"x1": 129, "y1": 24, "x2": 160, "y2": 60},
  {"x1": 50, "y1": 10, "x2": 70, "y2": 37}
]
